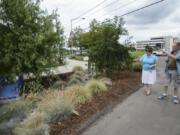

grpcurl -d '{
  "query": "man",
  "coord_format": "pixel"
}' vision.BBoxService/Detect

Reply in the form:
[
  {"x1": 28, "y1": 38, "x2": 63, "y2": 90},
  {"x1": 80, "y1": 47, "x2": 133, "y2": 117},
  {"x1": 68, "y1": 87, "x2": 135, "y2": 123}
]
[{"x1": 158, "y1": 42, "x2": 180, "y2": 104}]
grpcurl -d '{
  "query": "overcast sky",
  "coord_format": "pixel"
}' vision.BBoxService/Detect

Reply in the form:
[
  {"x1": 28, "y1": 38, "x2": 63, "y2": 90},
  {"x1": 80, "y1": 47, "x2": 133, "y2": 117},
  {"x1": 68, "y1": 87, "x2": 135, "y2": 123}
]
[{"x1": 41, "y1": 0, "x2": 180, "y2": 42}]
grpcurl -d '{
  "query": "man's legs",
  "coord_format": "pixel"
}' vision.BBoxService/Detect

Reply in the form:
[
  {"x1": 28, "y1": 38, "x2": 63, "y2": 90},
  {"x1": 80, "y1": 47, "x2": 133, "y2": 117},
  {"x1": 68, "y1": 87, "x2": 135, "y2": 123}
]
[
  {"x1": 173, "y1": 87, "x2": 179, "y2": 104},
  {"x1": 158, "y1": 86, "x2": 168, "y2": 99},
  {"x1": 163, "y1": 86, "x2": 168, "y2": 94},
  {"x1": 174, "y1": 87, "x2": 178, "y2": 96}
]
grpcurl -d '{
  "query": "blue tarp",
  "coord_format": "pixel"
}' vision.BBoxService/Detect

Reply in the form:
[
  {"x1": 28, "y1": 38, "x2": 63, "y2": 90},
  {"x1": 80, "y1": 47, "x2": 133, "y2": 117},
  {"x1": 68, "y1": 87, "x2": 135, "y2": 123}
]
[{"x1": 0, "y1": 76, "x2": 23, "y2": 104}]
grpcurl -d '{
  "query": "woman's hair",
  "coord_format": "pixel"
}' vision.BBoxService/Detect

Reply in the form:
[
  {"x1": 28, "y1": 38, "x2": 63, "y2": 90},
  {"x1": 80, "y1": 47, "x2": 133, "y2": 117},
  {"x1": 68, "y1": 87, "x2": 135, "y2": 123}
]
[{"x1": 145, "y1": 47, "x2": 153, "y2": 53}]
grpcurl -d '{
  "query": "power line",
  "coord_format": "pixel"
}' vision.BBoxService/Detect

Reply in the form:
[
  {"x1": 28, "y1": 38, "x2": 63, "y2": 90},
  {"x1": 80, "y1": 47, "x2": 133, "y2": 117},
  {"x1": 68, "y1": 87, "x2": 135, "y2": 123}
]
[
  {"x1": 80, "y1": 0, "x2": 165, "y2": 30},
  {"x1": 72, "y1": 0, "x2": 109, "y2": 22},
  {"x1": 74, "y1": 0, "x2": 138, "y2": 28},
  {"x1": 118, "y1": 0, "x2": 165, "y2": 17},
  {"x1": 73, "y1": 0, "x2": 128, "y2": 25}
]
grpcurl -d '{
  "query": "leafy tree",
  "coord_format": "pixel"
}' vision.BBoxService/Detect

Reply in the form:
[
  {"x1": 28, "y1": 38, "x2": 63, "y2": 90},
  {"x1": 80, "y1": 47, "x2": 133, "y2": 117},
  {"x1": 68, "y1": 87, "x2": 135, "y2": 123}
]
[
  {"x1": 68, "y1": 27, "x2": 87, "y2": 55},
  {"x1": 86, "y1": 17, "x2": 132, "y2": 76},
  {"x1": 0, "y1": 0, "x2": 65, "y2": 83}
]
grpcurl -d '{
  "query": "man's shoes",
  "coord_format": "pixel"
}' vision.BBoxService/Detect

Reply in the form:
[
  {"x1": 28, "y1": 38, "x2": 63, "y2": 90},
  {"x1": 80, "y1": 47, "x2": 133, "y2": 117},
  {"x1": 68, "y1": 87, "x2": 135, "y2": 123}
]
[
  {"x1": 158, "y1": 94, "x2": 167, "y2": 100},
  {"x1": 173, "y1": 96, "x2": 178, "y2": 104}
]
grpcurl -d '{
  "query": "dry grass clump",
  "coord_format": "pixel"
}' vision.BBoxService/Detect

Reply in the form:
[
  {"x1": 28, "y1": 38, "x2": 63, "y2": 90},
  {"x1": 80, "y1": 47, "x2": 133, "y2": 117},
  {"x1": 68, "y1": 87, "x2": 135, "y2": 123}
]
[
  {"x1": 85, "y1": 79, "x2": 108, "y2": 95},
  {"x1": 52, "y1": 80, "x2": 67, "y2": 90},
  {"x1": 13, "y1": 111, "x2": 49, "y2": 135},
  {"x1": 65, "y1": 85, "x2": 92, "y2": 105},
  {"x1": 72, "y1": 65, "x2": 84, "y2": 72},
  {"x1": 38, "y1": 91, "x2": 74, "y2": 122},
  {"x1": 0, "y1": 99, "x2": 35, "y2": 133}
]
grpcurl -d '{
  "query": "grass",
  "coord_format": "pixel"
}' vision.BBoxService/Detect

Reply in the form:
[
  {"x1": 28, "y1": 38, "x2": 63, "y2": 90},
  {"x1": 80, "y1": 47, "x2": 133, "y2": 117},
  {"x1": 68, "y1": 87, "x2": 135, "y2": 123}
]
[
  {"x1": 13, "y1": 111, "x2": 49, "y2": 135},
  {"x1": 52, "y1": 80, "x2": 67, "y2": 90},
  {"x1": 85, "y1": 80, "x2": 108, "y2": 95},
  {"x1": 65, "y1": 85, "x2": 92, "y2": 105},
  {"x1": 13, "y1": 91, "x2": 74, "y2": 135},
  {"x1": 130, "y1": 50, "x2": 145, "y2": 59},
  {"x1": 69, "y1": 55, "x2": 84, "y2": 61},
  {"x1": 132, "y1": 62, "x2": 142, "y2": 72},
  {"x1": 0, "y1": 99, "x2": 35, "y2": 133},
  {"x1": 38, "y1": 91, "x2": 74, "y2": 122},
  {"x1": 72, "y1": 65, "x2": 84, "y2": 72}
]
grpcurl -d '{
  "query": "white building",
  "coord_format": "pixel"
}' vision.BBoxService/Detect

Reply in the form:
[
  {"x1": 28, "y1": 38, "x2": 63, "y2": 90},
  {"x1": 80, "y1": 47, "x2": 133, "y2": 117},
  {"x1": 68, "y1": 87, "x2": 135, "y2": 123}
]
[{"x1": 135, "y1": 36, "x2": 178, "y2": 52}]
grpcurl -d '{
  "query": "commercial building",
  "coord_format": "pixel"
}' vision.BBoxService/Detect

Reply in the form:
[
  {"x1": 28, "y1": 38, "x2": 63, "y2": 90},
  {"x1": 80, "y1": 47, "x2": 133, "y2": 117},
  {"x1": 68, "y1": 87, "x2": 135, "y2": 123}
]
[{"x1": 135, "y1": 36, "x2": 179, "y2": 52}]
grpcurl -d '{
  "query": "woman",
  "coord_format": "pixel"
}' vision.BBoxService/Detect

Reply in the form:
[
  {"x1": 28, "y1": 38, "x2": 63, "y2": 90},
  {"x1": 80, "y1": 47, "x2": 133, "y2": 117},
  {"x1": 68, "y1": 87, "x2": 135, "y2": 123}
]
[{"x1": 140, "y1": 48, "x2": 158, "y2": 96}]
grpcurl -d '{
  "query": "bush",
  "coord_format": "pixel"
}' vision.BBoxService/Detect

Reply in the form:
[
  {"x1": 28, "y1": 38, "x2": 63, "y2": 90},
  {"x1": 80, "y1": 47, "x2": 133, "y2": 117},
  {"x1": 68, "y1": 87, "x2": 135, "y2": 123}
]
[
  {"x1": 68, "y1": 78, "x2": 83, "y2": 86},
  {"x1": 72, "y1": 65, "x2": 84, "y2": 72},
  {"x1": 69, "y1": 55, "x2": 76, "y2": 59},
  {"x1": 71, "y1": 74, "x2": 84, "y2": 82},
  {"x1": 65, "y1": 85, "x2": 92, "y2": 105},
  {"x1": 74, "y1": 71, "x2": 84, "y2": 76},
  {"x1": 130, "y1": 51, "x2": 145, "y2": 59},
  {"x1": 13, "y1": 111, "x2": 49, "y2": 135},
  {"x1": 38, "y1": 91, "x2": 74, "y2": 122},
  {"x1": 85, "y1": 80, "x2": 108, "y2": 95},
  {"x1": 0, "y1": 99, "x2": 35, "y2": 133},
  {"x1": 76, "y1": 56, "x2": 84, "y2": 61},
  {"x1": 52, "y1": 80, "x2": 67, "y2": 90},
  {"x1": 98, "y1": 77, "x2": 112, "y2": 86},
  {"x1": 132, "y1": 62, "x2": 142, "y2": 72}
]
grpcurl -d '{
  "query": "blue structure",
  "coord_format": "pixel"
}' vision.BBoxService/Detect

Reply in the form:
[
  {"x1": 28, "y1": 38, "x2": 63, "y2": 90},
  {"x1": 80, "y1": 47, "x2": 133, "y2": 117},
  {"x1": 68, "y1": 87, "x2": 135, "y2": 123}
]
[{"x1": 0, "y1": 76, "x2": 23, "y2": 104}]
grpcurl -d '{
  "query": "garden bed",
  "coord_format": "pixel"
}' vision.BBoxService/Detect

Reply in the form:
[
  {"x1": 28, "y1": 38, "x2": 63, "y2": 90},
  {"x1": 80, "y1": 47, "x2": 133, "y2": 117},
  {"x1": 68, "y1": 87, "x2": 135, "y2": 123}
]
[{"x1": 50, "y1": 72, "x2": 141, "y2": 135}]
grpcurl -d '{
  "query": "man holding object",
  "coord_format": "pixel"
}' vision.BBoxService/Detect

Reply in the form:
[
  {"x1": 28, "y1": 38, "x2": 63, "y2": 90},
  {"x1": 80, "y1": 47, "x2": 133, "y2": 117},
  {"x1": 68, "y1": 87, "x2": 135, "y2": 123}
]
[{"x1": 158, "y1": 42, "x2": 180, "y2": 104}]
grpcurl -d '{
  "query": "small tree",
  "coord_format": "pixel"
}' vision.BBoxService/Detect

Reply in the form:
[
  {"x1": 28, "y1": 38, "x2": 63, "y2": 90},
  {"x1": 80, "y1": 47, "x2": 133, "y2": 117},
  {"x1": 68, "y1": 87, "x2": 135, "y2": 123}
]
[
  {"x1": 86, "y1": 17, "x2": 132, "y2": 76},
  {"x1": 68, "y1": 27, "x2": 86, "y2": 55},
  {"x1": 0, "y1": 0, "x2": 65, "y2": 83}
]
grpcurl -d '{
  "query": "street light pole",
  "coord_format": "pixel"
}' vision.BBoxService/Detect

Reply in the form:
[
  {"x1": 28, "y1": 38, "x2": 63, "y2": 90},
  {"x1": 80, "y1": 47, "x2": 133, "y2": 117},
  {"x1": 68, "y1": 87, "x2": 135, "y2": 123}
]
[{"x1": 70, "y1": 17, "x2": 86, "y2": 55}]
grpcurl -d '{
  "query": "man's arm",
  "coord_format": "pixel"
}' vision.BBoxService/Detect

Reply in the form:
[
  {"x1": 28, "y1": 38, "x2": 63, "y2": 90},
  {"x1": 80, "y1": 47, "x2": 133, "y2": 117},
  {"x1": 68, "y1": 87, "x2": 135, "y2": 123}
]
[{"x1": 161, "y1": 50, "x2": 178, "y2": 60}]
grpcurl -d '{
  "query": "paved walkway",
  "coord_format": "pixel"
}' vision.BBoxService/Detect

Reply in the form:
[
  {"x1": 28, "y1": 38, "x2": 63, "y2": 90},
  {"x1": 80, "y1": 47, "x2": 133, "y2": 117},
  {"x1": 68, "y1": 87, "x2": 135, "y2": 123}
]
[
  {"x1": 24, "y1": 58, "x2": 88, "y2": 79},
  {"x1": 83, "y1": 57, "x2": 180, "y2": 135},
  {"x1": 49, "y1": 58, "x2": 88, "y2": 75}
]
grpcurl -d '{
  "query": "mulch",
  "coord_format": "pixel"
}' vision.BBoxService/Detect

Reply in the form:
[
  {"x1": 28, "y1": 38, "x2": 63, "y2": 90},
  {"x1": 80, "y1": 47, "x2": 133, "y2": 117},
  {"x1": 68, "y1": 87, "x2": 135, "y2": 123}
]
[{"x1": 50, "y1": 72, "x2": 142, "y2": 135}]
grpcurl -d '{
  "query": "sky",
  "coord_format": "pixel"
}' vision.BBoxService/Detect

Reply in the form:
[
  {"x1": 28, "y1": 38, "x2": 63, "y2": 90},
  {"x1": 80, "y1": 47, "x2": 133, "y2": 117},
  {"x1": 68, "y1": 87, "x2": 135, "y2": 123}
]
[{"x1": 41, "y1": 0, "x2": 180, "y2": 43}]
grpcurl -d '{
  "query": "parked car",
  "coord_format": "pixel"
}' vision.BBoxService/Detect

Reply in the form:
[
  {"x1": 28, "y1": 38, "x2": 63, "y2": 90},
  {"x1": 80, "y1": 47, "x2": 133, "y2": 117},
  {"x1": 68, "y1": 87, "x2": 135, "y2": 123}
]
[{"x1": 153, "y1": 50, "x2": 165, "y2": 56}]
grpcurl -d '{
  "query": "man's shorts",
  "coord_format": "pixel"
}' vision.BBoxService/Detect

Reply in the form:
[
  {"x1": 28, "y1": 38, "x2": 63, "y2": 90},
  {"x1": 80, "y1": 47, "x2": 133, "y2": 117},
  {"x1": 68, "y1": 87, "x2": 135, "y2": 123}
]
[{"x1": 164, "y1": 70, "x2": 180, "y2": 88}]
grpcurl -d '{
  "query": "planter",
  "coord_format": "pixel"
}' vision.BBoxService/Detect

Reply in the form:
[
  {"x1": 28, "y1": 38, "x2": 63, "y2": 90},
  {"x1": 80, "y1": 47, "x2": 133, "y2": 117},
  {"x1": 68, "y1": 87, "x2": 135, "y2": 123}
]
[{"x1": 0, "y1": 76, "x2": 23, "y2": 104}]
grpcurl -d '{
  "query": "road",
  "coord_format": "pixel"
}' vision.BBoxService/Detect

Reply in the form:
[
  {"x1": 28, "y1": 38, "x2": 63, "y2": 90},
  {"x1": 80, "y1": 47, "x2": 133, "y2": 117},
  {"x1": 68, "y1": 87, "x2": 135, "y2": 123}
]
[{"x1": 82, "y1": 57, "x2": 180, "y2": 135}]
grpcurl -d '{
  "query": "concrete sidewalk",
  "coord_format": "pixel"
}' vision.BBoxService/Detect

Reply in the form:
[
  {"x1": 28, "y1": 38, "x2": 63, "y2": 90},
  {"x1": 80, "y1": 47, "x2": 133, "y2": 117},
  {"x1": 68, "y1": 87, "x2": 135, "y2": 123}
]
[
  {"x1": 49, "y1": 58, "x2": 88, "y2": 75},
  {"x1": 24, "y1": 58, "x2": 88, "y2": 79},
  {"x1": 83, "y1": 57, "x2": 180, "y2": 135}
]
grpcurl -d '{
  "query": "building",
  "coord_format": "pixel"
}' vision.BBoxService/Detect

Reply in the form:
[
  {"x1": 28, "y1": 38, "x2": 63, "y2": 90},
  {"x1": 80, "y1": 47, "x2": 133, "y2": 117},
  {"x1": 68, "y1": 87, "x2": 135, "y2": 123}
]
[{"x1": 135, "y1": 36, "x2": 179, "y2": 52}]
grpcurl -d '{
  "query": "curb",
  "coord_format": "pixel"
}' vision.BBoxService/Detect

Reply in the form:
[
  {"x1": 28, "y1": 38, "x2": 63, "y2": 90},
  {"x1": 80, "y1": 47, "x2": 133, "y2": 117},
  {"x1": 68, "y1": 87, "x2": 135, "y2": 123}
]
[{"x1": 77, "y1": 84, "x2": 144, "y2": 135}]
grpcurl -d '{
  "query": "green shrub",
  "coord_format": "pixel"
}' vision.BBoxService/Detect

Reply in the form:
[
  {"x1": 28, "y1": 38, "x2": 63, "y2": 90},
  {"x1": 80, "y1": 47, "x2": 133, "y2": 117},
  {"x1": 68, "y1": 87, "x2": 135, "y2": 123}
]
[
  {"x1": 132, "y1": 62, "x2": 142, "y2": 72},
  {"x1": 76, "y1": 56, "x2": 84, "y2": 61},
  {"x1": 52, "y1": 80, "x2": 67, "y2": 90},
  {"x1": 69, "y1": 55, "x2": 76, "y2": 59},
  {"x1": 65, "y1": 85, "x2": 92, "y2": 105},
  {"x1": 74, "y1": 71, "x2": 84, "y2": 76},
  {"x1": 85, "y1": 80, "x2": 108, "y2": 95},
  {"x1": 13, "y1": 111, "x2": 49, "y2": 135},
  {"x1": 130, "y1": 51, "x2": 145, "y2": 59},
  {"x1": 71, "y1": 74, "x2": 84, "y2": 82},
  {"x1": 22, "y1": 80, "x2": 44, "y2": 94},
  {"x1": 72, "y1": 65, "x2": 84, "y2": 72},
  {"x1": 68, "y1": 78, "x2": 82, "y2": 86},
  {"x1": 0, "y1": 99, "x2": 35, "y2": 133}
]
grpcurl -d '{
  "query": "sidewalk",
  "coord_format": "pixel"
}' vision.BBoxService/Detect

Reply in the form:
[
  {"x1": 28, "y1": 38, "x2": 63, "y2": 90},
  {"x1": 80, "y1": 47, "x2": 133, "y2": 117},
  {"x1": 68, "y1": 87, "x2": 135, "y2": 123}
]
[
  {"x1": 24, "y1": 58, "x2": 88, "y2": 79},
  {"x1": 82, "y1": 57, "x2": 180, "y2": 135},
  {"x1": 49, "y1": 58, "x2": 88, "y2": 75}
]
